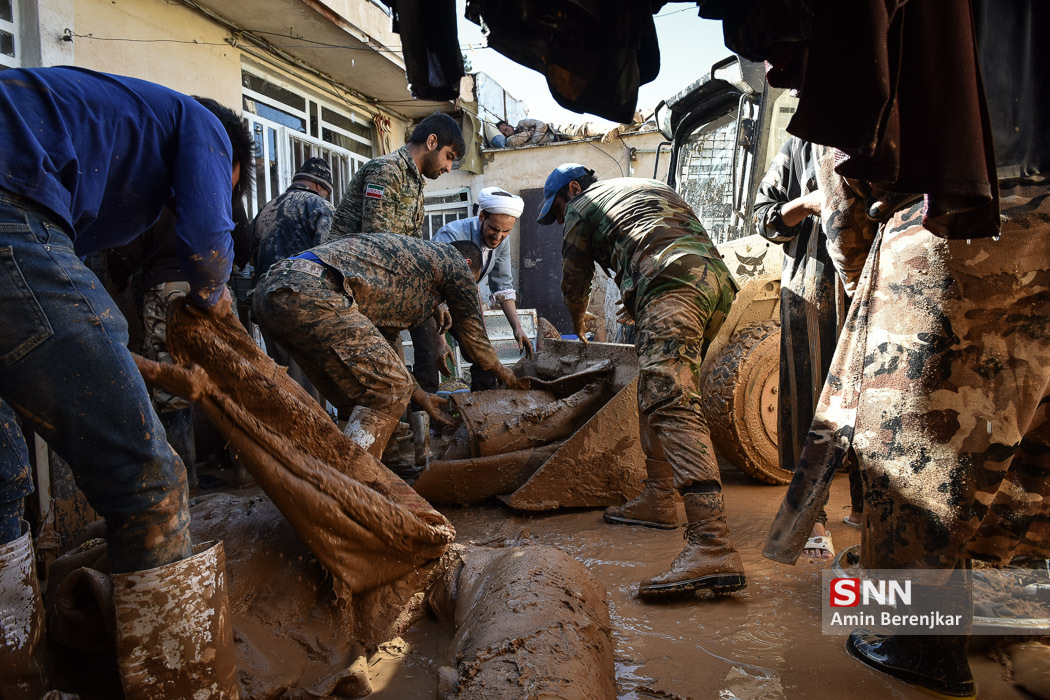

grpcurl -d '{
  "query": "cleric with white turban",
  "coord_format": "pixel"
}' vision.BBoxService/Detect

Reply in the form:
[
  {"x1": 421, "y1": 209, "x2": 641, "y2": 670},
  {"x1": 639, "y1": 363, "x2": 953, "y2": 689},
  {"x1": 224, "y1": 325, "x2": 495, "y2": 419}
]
[{"x1": 433, "y1": 185, "x2": 534, "y2": 386}]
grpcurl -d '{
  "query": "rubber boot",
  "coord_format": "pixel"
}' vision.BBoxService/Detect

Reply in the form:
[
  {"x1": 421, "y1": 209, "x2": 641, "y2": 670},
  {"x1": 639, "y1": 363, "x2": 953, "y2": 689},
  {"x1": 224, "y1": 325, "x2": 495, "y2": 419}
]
[
  {"x1": 112, "y1": 541, "x2": 239, "y2": 699},
  {"x1": 846, "y1": 631, "x2": 975, "y2": 698},
  {"x1": 604, "y1": 458, "x2": 678, "y2": 529},
  {"x1": 343, "y1": 405, "x2": 400, "y2": 459},
  {"x1": 638, "y1": 492, "x2": 746, "y2": 598},
  {"x1": 160, "y1": 408, "x2": 197, "y2": 489},
  {"x1": 0, "y1": 521, "x2": 48, "y2": 700}
]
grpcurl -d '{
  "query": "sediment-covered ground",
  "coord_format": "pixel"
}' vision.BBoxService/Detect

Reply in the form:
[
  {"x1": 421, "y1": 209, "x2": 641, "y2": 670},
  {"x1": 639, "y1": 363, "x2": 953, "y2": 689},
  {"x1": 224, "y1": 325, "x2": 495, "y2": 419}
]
[{"x1": 369, "y1": 465, "x2": 1032, "y2": 700}]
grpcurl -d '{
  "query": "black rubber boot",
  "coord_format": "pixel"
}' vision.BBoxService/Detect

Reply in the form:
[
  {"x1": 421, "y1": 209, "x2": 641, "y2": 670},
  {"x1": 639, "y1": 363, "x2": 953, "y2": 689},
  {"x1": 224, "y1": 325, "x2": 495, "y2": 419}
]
[{"x1": 846, "y1": 631, "x2": 975, "y2": 699}]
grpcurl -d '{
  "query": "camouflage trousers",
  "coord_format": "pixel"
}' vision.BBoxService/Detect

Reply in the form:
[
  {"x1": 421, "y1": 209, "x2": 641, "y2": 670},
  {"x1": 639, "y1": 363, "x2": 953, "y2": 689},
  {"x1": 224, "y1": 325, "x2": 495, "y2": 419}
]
[
  {"x1": 252, "y1": 259, "x2": 413, "y2": 418},
  {"x1": 634, "y1": 263, "x2": 734, "y2": 492},
  {"x1": 790, "y1": 178, "x2": 1050, "y2": 570},
  {"x1": 142, "y1": 281, "x2": 191, "y2": 411}
]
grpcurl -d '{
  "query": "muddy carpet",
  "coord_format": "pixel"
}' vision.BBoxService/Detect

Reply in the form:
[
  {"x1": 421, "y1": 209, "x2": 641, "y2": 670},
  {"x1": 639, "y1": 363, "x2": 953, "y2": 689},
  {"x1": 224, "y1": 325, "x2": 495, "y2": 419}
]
[{"x1": 134, "y1": 298, "x2": 454, "y2": 599}]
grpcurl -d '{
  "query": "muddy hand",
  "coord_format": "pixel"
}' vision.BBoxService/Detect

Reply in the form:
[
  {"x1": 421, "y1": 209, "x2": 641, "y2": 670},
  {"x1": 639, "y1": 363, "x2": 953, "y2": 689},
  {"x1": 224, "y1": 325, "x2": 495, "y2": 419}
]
[
  {"x1": 436, "y1": 336, "x2": 454, "y2": 378},
  {"x1": 416, "y1": 391, "x2": 456, "y2": 426},
  {"x1": 514, "y1": 328, "x2": 535, "y2": 358},
  {"x1": 433, "y1": 304, "x2": 452, "y2": 334},
  {"x1": 200, "y1": 286, "x2": 235, "y2": 318},
  {"x1": 494, "y1": 364, "x2": 527, "y2": 390},
  {"x1": 614, "y1": 299, "x2": 635, "y2": 326},
  {"x1": 572, "y1": 311, "x2": 596, "y2": 346}
]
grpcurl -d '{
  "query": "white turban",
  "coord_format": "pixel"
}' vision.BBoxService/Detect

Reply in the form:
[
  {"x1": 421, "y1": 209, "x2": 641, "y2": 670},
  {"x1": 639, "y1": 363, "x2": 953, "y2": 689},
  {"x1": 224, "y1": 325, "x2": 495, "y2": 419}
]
[{"x1": 477, "y1": 186, "x2": 524, "y2": 218}]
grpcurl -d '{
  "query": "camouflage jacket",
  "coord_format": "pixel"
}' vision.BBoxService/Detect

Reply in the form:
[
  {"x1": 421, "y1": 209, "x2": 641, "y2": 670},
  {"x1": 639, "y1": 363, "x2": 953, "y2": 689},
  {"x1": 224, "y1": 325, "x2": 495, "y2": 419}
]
[
  {"x1": 330, "y1": 145, "x2": 425, "y2": 238},
  {"x1": 309, "y1": 233, "x2": 500, "y2": 371},
  {"x1": 561, "y1": 178, "x2": 733, "y2": 315},
  {"x1": 252, "y1": 183, "x2": 334, "y2": 278}
]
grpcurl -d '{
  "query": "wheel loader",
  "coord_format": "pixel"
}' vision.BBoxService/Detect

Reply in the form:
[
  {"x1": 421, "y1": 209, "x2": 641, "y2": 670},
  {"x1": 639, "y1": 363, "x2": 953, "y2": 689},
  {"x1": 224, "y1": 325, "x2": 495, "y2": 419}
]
[{"x1": 652, "y1": 55, "x2": 796, "y2": 485}]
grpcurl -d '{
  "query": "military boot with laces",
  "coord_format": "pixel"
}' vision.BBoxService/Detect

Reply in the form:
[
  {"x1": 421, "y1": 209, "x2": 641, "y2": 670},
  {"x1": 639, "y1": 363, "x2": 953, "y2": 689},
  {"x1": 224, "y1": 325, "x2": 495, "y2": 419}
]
[
  {"x1": 604, "y1": 458, "x2": 678, "y2": 529},
  {"x1": 638, "y1": 491, "x2": 746, "y2": 598}
]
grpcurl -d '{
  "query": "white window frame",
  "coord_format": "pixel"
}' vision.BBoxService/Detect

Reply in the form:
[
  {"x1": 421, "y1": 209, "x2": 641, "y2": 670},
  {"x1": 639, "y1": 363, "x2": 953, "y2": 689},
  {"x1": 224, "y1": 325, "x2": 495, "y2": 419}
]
[
  {"x1": 422, "y1": 187, "x2": 473, "y2": 241},
  {"x1": 0, "y1": 0, "x2": 20, "y2": 69},
  {"x1": 241, "y1": 66, "x2": 375, "y2": 219}
]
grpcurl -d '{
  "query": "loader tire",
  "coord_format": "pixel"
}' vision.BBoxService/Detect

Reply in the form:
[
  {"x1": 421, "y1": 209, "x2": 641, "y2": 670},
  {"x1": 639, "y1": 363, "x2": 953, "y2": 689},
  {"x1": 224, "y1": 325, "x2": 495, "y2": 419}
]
[{"x1": 702, "y1": 321, "x2": 787, "y2": 485}]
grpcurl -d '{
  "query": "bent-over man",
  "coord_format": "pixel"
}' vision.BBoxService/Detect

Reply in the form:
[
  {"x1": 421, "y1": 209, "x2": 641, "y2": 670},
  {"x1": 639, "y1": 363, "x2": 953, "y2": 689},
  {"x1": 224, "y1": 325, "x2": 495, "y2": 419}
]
[
  {"x1": 253, "y1": 233, "x2": 520, "y2": 458},
  {"x1": 330, "y1": 113, "x2": 465, "y2": 397},
  {"x1": 538, "y1": 163, "x2": 742, "y2": 600},
  {"x1": 0, "y1": 66, "x2": 252, "y2": 697}
]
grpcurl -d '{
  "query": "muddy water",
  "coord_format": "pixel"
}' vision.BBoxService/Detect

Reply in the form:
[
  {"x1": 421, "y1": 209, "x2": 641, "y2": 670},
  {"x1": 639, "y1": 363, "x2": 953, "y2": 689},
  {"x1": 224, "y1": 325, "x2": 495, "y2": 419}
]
[{"x1": 372, "y1": 465, "x2": 1026, "y2": 699}]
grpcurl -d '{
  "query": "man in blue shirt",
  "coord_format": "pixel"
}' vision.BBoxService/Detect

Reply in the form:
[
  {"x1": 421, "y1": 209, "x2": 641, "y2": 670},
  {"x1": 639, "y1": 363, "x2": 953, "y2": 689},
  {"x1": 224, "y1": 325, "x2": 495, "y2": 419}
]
[
  {"x1": 0, "y1": 67, "x2": 252, "y2": 697},
  {"x1": 433, "y1": 186, "x2": 533, "y2": 390}
]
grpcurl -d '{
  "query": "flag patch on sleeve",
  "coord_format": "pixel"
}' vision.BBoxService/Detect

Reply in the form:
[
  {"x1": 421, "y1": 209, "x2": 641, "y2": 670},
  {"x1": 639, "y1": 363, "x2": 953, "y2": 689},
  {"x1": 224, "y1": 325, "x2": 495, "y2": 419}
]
[{"x1": 365, "y1": 184, "x2": 385, "y2": 200}]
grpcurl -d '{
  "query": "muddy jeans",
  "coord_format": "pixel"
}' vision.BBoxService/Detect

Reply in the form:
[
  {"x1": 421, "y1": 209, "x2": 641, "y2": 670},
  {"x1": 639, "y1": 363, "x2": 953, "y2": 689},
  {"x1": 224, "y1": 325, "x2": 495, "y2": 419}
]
[
  {"x1": 253, "y1": 259, "x2": 414, "y2": 418},
  {"x1": 634, "y1": 271, "x2": 734, "y2": 493},
  {"x1": 0, "y1": 190, "x2": 191, "y2": 572}
]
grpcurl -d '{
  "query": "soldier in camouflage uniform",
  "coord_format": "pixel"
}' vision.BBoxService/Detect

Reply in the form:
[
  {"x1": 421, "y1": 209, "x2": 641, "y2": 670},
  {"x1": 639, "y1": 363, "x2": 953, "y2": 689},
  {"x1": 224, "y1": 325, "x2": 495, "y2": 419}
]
[
  {"x1": 253, "y1": 232, "x2": 519, "y2": 458},
  {"x1": 329, "y1": 113, "x2": 465, "y2": 396},
  {"x1": 538, "y1": 163, "x2": 744, "y2": 600},
  {"x1": 253, "y1": 157, "x2": 335, "y2": 277},
  {"x1": 330, "y1": 112, "x2": 463, "y2": 239}
]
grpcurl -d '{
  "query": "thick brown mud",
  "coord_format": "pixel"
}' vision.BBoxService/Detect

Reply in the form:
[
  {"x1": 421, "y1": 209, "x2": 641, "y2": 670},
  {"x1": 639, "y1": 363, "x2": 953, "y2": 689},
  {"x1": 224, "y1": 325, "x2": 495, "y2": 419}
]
[
  {"x1": 454, "y1": 383, "x2": 607, "y2": 457},
  {"x1": 437, "y1": 545, "x2": 616, "y2": 699},
  {"x1": 413, "y1": 443, "x2": 562, "y2": 506},
  {"x1": 135, "y1": 299, "x2": 454, "y2": 599},
  {"x1": 371, "y1": 468, "x2": 1031, "y2": 700}
]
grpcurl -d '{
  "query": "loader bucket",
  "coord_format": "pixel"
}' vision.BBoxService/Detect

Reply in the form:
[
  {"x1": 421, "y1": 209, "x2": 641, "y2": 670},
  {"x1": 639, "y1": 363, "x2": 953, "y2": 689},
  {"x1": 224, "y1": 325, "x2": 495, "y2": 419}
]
[{"x1": 500, "y1": 339, "x2": 646, "y2": 511}]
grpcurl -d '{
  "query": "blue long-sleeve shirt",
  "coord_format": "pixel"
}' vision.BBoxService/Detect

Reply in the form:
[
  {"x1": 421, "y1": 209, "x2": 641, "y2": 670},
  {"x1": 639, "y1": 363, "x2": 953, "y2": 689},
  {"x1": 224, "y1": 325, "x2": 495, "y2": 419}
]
[
  {"x1": 433, "y1": 216, "x2": 516, "y2": 302},
  {"x1": 0, "y1": 66, "x2": 235, "y2": 306}
]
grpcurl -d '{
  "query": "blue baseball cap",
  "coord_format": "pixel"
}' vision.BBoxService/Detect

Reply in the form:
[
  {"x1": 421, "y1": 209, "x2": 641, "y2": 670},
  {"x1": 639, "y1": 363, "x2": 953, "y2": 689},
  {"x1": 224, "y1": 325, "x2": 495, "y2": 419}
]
[{"x1": 537, "y1": 163, "x2": 590, "y2": 225}]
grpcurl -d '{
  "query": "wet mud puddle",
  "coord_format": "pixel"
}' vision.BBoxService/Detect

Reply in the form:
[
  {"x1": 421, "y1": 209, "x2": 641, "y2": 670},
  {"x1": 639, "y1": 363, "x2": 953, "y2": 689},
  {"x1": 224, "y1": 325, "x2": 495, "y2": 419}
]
[{"x1": 371, "y1": 469, "x2": 1026, "y2": 699}]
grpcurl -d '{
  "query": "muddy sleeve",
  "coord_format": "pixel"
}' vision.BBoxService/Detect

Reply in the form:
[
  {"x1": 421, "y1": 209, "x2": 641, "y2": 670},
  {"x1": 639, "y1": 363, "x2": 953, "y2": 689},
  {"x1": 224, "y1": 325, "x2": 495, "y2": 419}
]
[
  {"x1": 560, "y1": 212, "x2": 595, "y2": 309},
  {"x1": 815, "y1": 146, "x2": 877, "y2": 295},
  {"x1": 445, "y1": 264, "x2": 501, "y2": 371},
  {"x1": 358, "y1": 161, "x2": 405, "y2": 234},
  {"x1": 311, "y1": 199, "x2": 335, "y2": 247},
  {"x1": 171, "y1": 115, "x2": 235, "y2": 308},
  {"x1": 754, "y1": 139, "x2": 800, "y2": 244},
  {"x1": 487, "y1": 241, "x2": 515, "y2": 298}
]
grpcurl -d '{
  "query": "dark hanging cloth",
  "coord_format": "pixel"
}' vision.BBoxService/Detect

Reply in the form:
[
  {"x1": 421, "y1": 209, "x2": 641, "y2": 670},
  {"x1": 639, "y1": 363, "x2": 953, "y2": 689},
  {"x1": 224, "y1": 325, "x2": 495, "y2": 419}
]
[
  {"x1": 384, "y1": 0, "x2": 464, "y2": 101},
  {"x1": 701, "y1": 0, "x2": 1050, "y2": 240},
  {"x1": 465, "y1": 0, "x2": 660, "y2": 124}
]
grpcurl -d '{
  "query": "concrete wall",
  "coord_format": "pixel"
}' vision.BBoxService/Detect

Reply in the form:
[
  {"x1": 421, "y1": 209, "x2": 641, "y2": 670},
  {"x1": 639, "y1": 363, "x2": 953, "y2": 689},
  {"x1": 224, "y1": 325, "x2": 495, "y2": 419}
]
[
  {"x1": 18, "y1": 0, "x2": 75, "y2": 67},
  {"x1": 53, "y1": 0, "x2": 411, "y2": 151},
  {"x1": 430, "y1": 130, "x2": 672, "y2": 294},
  {"x1": 72, "y1": 0, "x2": 243, "y2": 107},
  {"x1": 315, "y1": 0, "x2": 401, "y2": 54}
]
